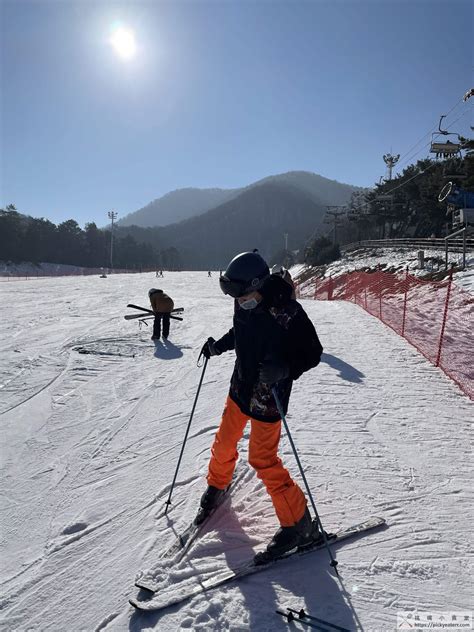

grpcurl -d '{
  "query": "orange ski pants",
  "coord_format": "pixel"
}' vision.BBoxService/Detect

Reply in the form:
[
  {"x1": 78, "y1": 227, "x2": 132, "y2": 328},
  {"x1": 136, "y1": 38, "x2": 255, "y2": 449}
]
[{"x1": 207, "y1": 396, "x2": 307, "y2": 527}]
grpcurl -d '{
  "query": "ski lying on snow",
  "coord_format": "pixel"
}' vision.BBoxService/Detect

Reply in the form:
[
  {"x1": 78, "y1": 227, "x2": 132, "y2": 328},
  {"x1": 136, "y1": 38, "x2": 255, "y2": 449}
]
[
  {"x1": 124, "y1": 309, "x2": 184, "y2": 321},
  {"x1": 124, "y1": 313, "x2": 153, "y2": 320},
  {"x1": 130, "y1": 516, "x2": 386, "y2": 612},
  {"x1": 134, "y1": 483, "x2": 236, "y2": 593},
  {"x1": 124, "y1": 312, "x2": 183, "y2": 320},
  {"x1": 126, "y1": 303, "x2": 184, "y2": 314}
]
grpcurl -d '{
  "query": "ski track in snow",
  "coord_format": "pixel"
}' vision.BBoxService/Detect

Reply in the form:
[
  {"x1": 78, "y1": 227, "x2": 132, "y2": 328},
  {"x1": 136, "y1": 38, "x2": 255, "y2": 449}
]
[{"x1": 0, "y1": 272, "x2": 472, "y2": 632}]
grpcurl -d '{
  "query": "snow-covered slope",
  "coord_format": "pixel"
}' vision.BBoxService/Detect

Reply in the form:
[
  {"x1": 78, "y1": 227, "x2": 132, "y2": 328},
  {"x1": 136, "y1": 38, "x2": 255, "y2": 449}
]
[
  {"x1": 0, "y1": 272, "x2": 472, "y2": 631},
  {"x1": 296, "y1": 246, "x2": 474, "y2": 293}
]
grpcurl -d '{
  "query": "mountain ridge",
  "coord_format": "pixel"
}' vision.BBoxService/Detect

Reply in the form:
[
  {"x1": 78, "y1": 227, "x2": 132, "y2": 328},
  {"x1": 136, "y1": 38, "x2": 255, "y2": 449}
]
[
  {"x1": 118, "y1": 187, "x2": 241, "y2": 228},
  {"x1": 119, "y1": 170, "x2": 364, "y2": 229},
  {"x1": 151, "y1": 179, "x2": 341, "y2": 268}
]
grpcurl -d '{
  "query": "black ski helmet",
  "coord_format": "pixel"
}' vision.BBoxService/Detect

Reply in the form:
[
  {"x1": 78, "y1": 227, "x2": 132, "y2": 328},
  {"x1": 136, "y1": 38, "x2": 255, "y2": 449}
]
[{"x1": 219, "y1": 251, "x2": 270, "y2": 298}]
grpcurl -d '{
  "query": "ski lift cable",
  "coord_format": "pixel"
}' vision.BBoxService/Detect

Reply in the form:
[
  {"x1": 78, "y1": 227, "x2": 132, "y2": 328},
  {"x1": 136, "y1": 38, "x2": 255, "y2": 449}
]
[
  {"x1": 376, "y1": 107, "x2": 470, "y2": 198},
  {"x1": 396, "y1": 124, "x2": 443, "y2": 166},
  {"x1": 445, "y1": 106, "x2": 474, "y2": 134},
  {"x1": 397, "y1": 105, "x2": 470, "y2": 168},
  {"x1": 312, "y1": 97, "x2": 471, "y2": 232},
  {"x1": 399, "y1": 97, "x2": 465, "y2": 162},
  {"x1": 381, "y1": 161, "x2": 438, "y2": 197},
  {"x1": 395, "y1": 97, "x2": 466, "y2": 166},
  {"x1": 395, "y1": 139, "x2": 433, "y2": 173},
  {"x1": 400, "y1": 108, "x2": 472, "y2": 169},
  {"x1": 395, "y1": 107, "x2": 472, "y2": 173}
]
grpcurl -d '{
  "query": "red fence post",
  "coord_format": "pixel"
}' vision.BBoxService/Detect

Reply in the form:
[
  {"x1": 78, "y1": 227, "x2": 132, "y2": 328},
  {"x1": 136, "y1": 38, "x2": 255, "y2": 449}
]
[
  {"x1": 328, "y1": 276, "x2": 333, "y2": 300},
  {"x1": 378, "y1": 266, "x2": 383, "y2": 321},
  {"x1": 435, "y1": 269, "x2": 453, "y2": 367},
  {"x1": 401, "y1": 266, "x2": 409, "y2": 337}
]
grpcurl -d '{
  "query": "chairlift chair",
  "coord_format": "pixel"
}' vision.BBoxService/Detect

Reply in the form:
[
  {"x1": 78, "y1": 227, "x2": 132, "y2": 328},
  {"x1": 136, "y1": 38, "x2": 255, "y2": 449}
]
[{"x1": 430, "y1": 115, "x2": 461, "y2": 159}]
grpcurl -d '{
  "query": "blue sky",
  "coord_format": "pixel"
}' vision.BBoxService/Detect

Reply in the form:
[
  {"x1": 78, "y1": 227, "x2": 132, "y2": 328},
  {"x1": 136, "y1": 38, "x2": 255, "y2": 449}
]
[{"x1": 1, "y1": 0, "x2": 472, "y2": 226}]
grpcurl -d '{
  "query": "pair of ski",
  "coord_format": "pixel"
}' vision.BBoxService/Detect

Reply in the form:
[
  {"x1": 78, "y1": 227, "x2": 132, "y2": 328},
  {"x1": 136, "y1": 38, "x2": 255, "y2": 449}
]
[
  {"x1": 124, "y1": 303, "x2": 184, "y2": 322},
  {"x1": 130, "y1": 513, "x2": 386, "y2": 612}
]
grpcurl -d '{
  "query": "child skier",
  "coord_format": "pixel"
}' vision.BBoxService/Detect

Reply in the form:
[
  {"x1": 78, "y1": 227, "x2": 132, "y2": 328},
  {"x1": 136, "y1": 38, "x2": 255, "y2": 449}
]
[
  {"x1": 148, "y1": 288, "x2": 174, "y2": 341},
  {"x1": 200, "y1": 251, "x2": 323, "y2": 562}
]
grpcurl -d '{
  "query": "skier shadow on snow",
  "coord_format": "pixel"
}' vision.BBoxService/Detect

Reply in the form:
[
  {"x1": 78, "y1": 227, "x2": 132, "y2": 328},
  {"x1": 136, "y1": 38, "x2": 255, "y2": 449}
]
[
  {"x1": 153, "y1": 340, "x2": 186, "y2": 360},
  {"x1": 215, "y1": 523, "x2": 361, "y2": 632},
  {"x1": 129, "y1": 503, "x2": 359, "y2": 631},
  {"x1": 211, "y1": 508, "x2": 360, "y2": 632},
  {"x1": 320, "y1": 353, "x2": 365, "y2": 383}
]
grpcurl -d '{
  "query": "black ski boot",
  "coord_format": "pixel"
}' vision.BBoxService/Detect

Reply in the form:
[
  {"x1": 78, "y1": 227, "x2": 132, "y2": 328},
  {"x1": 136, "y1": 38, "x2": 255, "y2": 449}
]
[
  {"x1": 194, "y1": 485, "x2": 227, "y2": 525},
  {"x1": 254, "y1": 508, "x2": 320, "y2": 565}
]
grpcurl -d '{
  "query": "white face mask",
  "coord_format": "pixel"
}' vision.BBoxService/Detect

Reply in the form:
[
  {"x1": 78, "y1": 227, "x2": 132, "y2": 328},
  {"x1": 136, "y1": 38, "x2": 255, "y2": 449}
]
[{"x1": 239, "y1": 297, "x2": 259, "y2": 310}]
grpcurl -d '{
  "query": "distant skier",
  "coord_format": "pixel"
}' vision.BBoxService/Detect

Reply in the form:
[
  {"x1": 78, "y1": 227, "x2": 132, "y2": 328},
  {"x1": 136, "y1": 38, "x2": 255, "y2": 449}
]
[
  {"x1": 271, "y1": 264, "x2": 296, "y2": 299},
  {"x1": 149, "y1": 288, "x2": 174, "y2": 341},
  {"x1": 200, "y1": 251, "x2": 323, "y2": 561},
  {"x1": 208, "y1": 270, "x2": 212, "y2": 277}
]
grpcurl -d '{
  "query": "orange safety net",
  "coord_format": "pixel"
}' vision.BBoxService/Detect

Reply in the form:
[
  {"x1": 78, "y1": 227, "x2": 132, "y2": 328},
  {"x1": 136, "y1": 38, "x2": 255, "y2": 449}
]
[{"x1": 304, "y1": 271, "x2": 474, "y2": 400}]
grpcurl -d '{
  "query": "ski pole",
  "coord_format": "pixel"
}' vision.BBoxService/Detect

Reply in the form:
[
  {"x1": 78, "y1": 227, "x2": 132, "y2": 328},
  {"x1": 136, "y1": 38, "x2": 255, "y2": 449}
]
[
  {"x1": 164, "y1": 357, "x2": 208, "y2": 514},
  {"x1": 271, "y1": 387, "x2": 339, "y2": 575},
  {"x1": 286, "y1": 608, "x2": 350, "y2": 632},
  {"x1": 276, "y1": 610, "x2": 327, "y2": 631}
]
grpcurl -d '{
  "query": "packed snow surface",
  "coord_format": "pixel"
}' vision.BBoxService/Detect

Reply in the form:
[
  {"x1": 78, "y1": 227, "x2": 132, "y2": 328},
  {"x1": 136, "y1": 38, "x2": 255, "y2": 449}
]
[{"x1": 0, "y1": 272, "x2": 472, "y2": 632}]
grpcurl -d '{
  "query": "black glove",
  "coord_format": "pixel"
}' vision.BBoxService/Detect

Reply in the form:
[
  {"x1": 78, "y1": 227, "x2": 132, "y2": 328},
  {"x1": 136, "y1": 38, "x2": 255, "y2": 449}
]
[
  {"x1": 259, "y1": 359, "x2": 289, "y2": 384},
  {"x1": 201, "y1": 337, "x2": 222, "y2": 360}
]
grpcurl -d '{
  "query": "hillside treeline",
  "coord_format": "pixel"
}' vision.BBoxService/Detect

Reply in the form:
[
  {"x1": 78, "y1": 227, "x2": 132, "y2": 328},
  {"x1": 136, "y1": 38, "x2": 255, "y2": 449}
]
[
  {"x1": 349, "y1": 155, "x2": 472, "y2": 239},
  {"x1": 305, "y1": 147, "x2": 473, "y2": 265},
  {"x1": 2, "y1": 144, "x2": 473, "y2": 270},
  {"x1": 0, "y1": 208, "x2": 181, "y2": 269}
]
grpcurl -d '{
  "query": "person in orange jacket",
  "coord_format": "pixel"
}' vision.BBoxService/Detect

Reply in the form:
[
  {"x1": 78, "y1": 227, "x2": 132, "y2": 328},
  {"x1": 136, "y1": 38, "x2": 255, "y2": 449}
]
[
  {"x1": 200, "y1": 251, "x2": 323, "y2": 562},
  {"x1": 148, "y1": 288, "x2": 174, "y2": 341}
]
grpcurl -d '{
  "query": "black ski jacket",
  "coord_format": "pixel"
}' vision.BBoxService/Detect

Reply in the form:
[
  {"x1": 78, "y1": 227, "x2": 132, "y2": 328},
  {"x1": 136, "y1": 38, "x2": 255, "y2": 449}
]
[{"x1": 214, "y1": 274, "x2": 323, "y2": 422}]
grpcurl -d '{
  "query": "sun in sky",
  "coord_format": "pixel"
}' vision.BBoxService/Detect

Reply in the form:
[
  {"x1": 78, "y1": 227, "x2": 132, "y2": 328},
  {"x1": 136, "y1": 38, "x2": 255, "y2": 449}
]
[{"x1": 109, "y1": 24, "x2": 137, "y2": 60}]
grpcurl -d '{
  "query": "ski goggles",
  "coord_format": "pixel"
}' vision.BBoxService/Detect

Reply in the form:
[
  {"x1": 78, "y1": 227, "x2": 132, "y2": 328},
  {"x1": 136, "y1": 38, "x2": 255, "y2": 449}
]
[
  {"x1": 219, "y1": 275, "x2": 247, "y2": 298},
  {"x1": 219, "y1": 274, "x2": 266, "y2": 298}
]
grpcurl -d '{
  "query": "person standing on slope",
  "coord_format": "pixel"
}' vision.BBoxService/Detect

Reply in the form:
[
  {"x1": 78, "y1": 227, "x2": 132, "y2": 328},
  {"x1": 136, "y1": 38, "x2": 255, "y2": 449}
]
[
  {"x1": 200, "y1": 251, "x2": 323, "y2": 561},
  {"x1": 148, "y1": 288, "x2": 174, "y2": 341}
]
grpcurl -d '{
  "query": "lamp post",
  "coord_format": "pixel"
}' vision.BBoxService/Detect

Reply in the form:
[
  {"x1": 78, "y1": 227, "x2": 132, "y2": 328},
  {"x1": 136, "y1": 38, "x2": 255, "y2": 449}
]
[
  {"x1": 383, "y1": 153, "x2": 400, "y2": 181},
  {"x1": 108, "y1": 210, "x2": 118, "y2": 270}
]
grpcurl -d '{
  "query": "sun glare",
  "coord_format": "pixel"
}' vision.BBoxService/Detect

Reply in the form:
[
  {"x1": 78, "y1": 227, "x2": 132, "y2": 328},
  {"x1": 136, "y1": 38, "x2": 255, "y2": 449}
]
[{"x1": 110, "y1": 26, "x2": 136, "y2": 60}]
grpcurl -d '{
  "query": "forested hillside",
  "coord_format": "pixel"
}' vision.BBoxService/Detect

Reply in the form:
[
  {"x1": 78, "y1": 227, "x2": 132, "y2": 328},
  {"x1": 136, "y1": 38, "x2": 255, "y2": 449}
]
[{"x1": 2, "y1": 151, "x2": 472, "y2": 270}]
